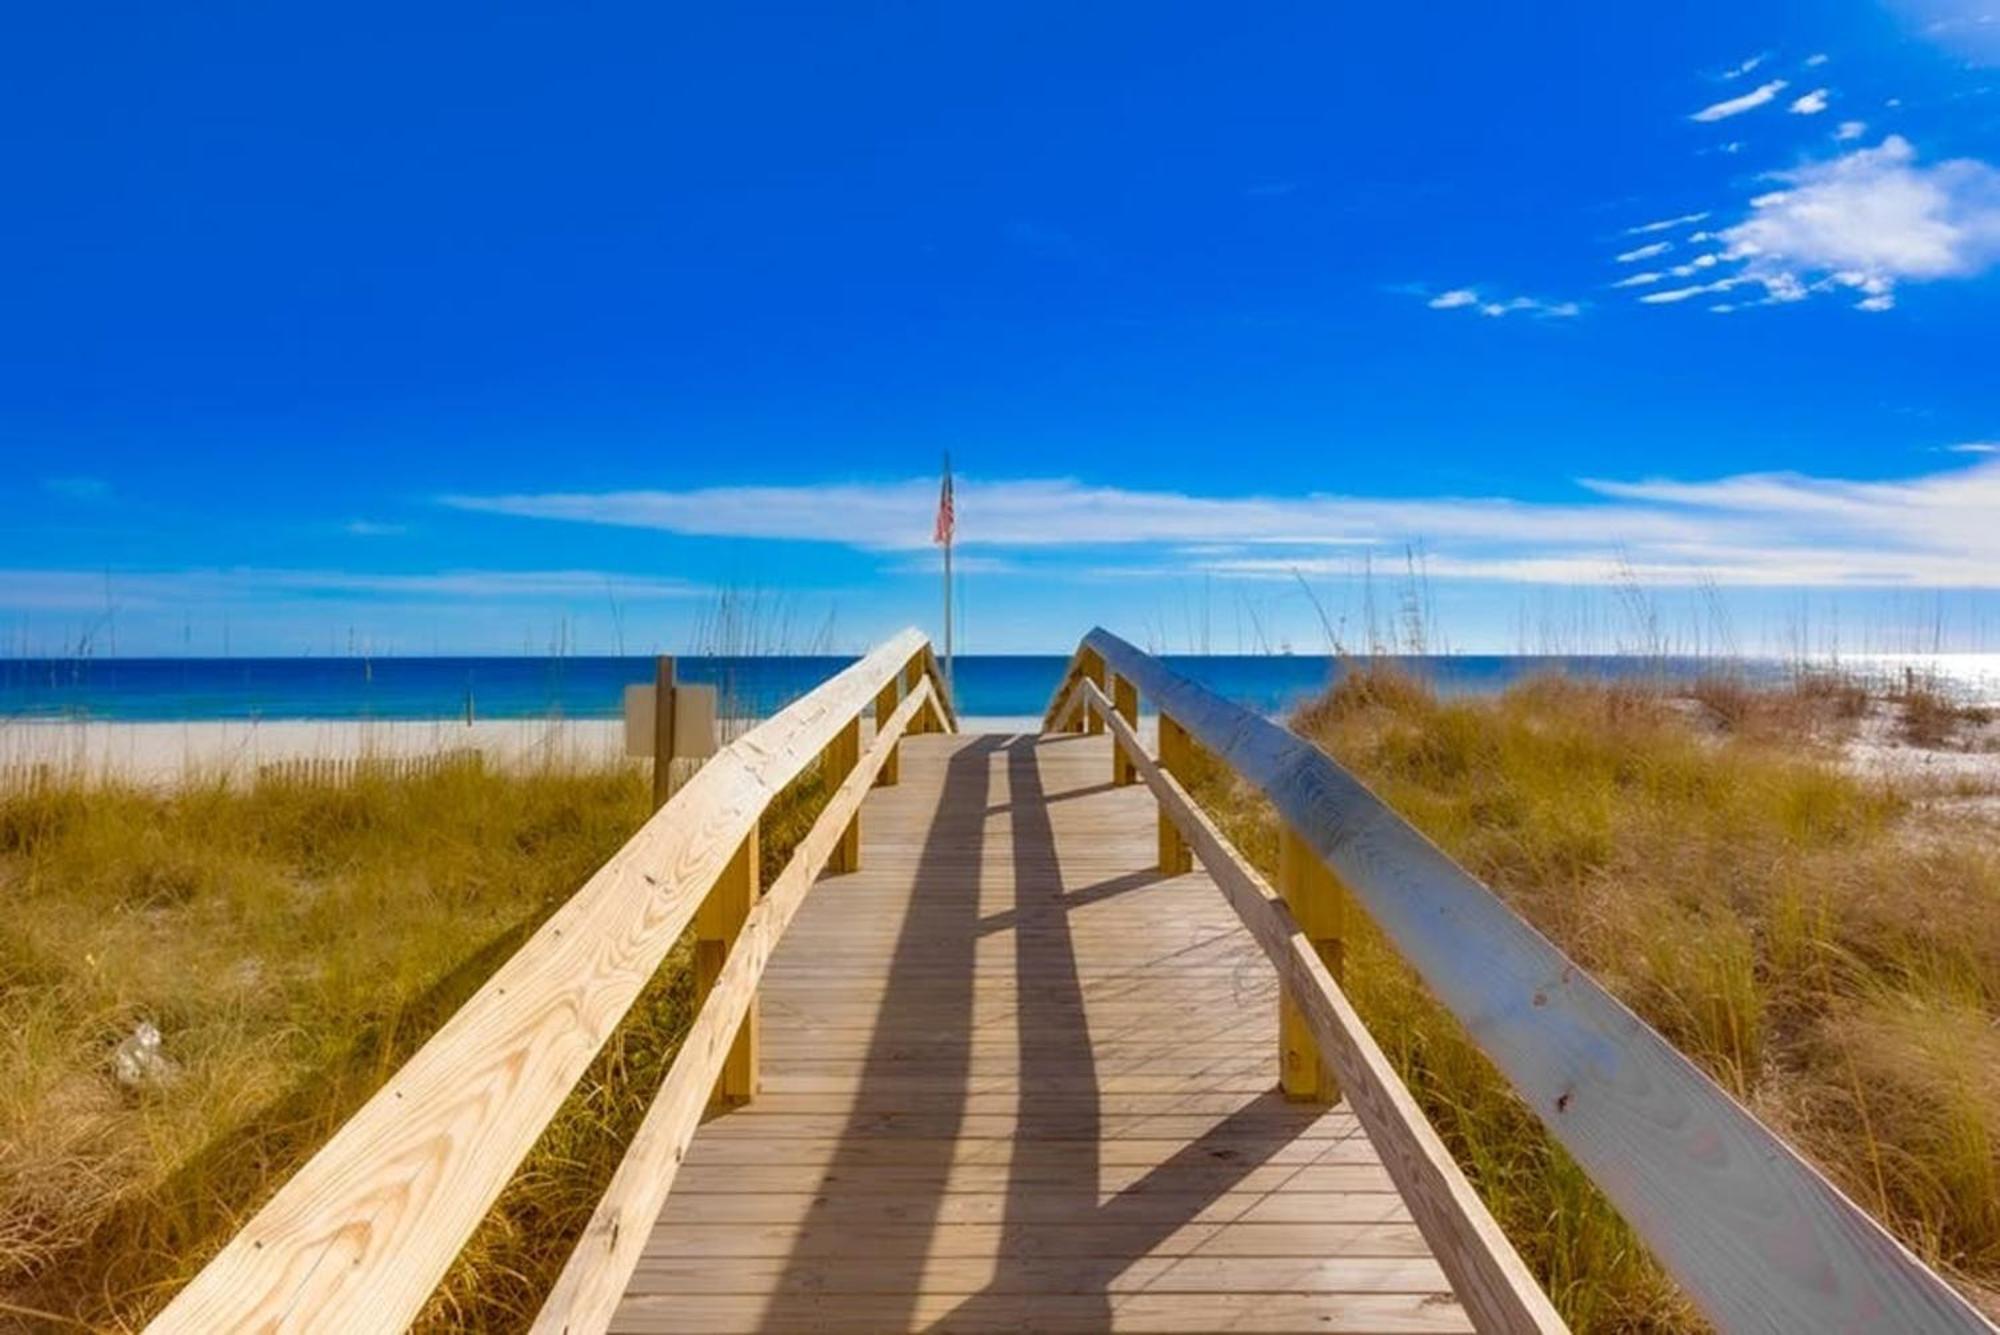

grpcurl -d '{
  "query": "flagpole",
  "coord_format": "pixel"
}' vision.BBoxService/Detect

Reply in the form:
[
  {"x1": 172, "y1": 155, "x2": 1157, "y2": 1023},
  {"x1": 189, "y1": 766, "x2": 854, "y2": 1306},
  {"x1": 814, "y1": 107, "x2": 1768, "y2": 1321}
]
[{"x1": 941, "y1": 452, "x2": 954, "y2": 700}]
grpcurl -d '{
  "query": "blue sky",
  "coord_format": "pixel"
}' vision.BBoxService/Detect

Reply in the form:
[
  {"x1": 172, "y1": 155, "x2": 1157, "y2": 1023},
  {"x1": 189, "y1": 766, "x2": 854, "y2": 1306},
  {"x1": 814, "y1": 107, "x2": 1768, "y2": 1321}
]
[{"x1": 3, "y1": 1, "x2": 1998, "y2": 655}]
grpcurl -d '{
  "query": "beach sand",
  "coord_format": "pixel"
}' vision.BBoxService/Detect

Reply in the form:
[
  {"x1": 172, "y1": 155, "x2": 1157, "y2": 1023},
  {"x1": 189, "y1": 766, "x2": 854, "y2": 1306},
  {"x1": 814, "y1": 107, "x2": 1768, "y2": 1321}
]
[{"x1": 0, "y1": 714, "x2": 1072, "y2": 787}]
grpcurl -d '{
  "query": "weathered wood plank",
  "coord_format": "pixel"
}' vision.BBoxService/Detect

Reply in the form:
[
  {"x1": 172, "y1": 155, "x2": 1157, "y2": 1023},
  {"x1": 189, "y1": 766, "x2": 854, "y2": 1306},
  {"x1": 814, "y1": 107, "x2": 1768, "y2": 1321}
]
[
  {"x1": 613, "y1": 730, "x2": 1472, "y2": 1333},
  {"x1": 532, "y1": 679, "x2": 937, "y2": 1335},
  {"x1": 146, "y1": 630, "x2": 936, "y2": 1335},
  {"x1": 1079, "y1": 679, "x2": 1563, "y2": 1334},
  {"x1": 1078, "y1": 630, "x2": 1997, "y2": 1334}
]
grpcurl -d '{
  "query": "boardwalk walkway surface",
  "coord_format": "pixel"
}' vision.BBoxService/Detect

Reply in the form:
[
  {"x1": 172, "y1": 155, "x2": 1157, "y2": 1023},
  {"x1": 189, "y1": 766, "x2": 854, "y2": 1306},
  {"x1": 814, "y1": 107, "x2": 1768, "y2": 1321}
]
[{"x1": 612, "y1": 730, "x2": 1468, "y2": 1334}]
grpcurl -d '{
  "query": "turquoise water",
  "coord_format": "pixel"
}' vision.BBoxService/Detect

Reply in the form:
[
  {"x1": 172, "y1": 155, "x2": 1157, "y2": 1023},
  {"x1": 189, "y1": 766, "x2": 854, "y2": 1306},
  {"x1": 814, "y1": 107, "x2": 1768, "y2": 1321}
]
[{"x1": 0, "y1": 653, "x2": 1871, "y2": 723}]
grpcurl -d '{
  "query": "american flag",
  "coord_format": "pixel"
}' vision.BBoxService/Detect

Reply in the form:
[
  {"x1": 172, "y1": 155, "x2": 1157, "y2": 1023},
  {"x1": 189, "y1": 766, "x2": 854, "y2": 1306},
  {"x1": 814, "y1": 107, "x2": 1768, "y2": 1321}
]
[{"x1": 933, "y1": 463, "x2": 954, "y2": 545}]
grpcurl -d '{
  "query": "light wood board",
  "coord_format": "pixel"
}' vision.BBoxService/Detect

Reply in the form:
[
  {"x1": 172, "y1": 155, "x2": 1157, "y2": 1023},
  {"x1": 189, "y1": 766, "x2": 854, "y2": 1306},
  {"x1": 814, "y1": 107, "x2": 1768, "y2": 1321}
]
[{"x1": 611, "y1": 732, "x2": 1472, "y2": 1333}]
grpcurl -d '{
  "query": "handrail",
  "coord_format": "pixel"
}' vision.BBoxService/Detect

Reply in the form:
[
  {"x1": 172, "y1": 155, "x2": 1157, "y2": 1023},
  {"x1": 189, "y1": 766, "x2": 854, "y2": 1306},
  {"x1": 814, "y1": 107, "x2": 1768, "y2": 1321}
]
[
  {"x1": 1050, "y1": 629, "x2": 1996, "y2": 1334},
  {"x1": 149, "y1": 630, "x2": 952, "y2": 1334},
  {"x1": 1072, "y1": 678, "x2": 1566, "y2": 1333},
  {"x1": 530, "y1": 675, "x2": 939, "y2": 1334}
]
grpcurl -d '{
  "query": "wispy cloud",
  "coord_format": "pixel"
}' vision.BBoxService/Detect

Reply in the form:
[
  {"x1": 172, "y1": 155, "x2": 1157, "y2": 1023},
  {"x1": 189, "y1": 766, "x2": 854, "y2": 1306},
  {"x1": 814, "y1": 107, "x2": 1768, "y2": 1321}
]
[
  {"x1": 1836, "y1": 120, "x2": 1868, "y2": 140},
  {"x1": 442, "y1": 461, "x2": 2000, "y2": 588},
  {"x1": 1638, "y1": 278, "x2": 1741, "y2": 303},
  {"x1": 1609, "y1": 271, "x2": 1667, "y2": 287},
  {"x1": 1805, "y1": 52, "x2": 1831, "y2": 68},
  {"x1": 1946, "y1": 441, "x2": 1999, "y2": 454},
  {"x1": 1420, "y1": 288, "x2": 1580, "y2": 318},
  {"x1": 1625, "y1": 211, "x2": 1711, "y2": 234},
  {"x1": 0, "y1": 567, "x2": 706, "y2": 614},
  {"x1": 1790, "y1": 87, "x2": 1831, "y2": 114},
  {"x1": 1615, "y1": 241, "x2": 1671, "y2": 262},
  {"x1": 1692, "y1": 79, "x2": 1789, "y2": 121},
  {"x1": 1722, "y1": 53, "x2": 1769, "y2": 79},
  {"x1": 344, "y1": 519, "x2": 408, "y2": 537}
]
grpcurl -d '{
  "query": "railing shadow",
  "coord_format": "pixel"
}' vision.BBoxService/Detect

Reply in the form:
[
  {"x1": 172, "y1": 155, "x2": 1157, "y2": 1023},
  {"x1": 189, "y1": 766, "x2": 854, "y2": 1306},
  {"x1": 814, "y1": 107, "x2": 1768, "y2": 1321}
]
[
  {"x1": 757, "y1": 734, "x2": 1006, "y2": 1330},
  {"x1": 927, "y1": 738, "x2": 1314, "y2": 1330}
]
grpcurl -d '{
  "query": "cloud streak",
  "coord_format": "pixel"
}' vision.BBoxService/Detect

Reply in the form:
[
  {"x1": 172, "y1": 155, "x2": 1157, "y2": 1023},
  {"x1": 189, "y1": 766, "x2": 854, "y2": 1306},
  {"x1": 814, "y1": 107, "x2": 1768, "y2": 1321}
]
[
  {"x1": 444, "y1": 460, "x2": 2000, "y2": 588},
  {"x1": 1692, "y1": 80, "x2": 1789, "y2": 121}
]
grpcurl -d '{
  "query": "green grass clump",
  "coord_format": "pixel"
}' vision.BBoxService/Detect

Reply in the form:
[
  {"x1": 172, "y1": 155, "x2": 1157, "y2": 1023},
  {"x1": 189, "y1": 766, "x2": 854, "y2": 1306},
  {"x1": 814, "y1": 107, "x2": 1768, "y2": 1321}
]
[
  {"x1": 0, "y1": 756, "x2": 830, "y2": 1331},
  {"x1": 1198, "y1": 664, "x2": 2000, "y2": 1329}
]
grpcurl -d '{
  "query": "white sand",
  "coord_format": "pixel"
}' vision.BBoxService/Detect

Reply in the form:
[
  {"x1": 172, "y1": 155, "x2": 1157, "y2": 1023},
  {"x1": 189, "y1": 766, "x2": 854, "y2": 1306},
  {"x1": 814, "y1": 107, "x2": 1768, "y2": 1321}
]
[
  {"x1": 0, "y1": 718, "x2": 628, "y2": 787},
  {"x1": 0, "y1": 714, "x2": 1096, "y2": 787}
]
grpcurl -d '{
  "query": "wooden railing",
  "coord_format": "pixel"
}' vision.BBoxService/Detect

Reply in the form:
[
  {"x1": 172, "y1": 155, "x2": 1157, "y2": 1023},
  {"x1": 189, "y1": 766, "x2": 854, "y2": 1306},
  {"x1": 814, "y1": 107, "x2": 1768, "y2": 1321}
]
[
  {"x1": 149, "y1": 631, "x2": 953, "y2": 1335},
  {"x1": 1046, "y1": 628, "x2": 1997, "y2": 1334}
]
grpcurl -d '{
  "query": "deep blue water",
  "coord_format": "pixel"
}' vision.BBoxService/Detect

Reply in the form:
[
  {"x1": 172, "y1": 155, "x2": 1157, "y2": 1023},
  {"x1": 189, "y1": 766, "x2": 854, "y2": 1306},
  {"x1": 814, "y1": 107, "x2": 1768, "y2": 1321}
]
[{"x1": 0, "y1": 654, "x2": 1810, "y2": 723}]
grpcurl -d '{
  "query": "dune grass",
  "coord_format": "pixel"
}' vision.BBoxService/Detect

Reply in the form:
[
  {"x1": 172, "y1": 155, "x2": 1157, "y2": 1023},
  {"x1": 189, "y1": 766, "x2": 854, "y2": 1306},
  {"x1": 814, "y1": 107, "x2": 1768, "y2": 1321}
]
[
  {"x1": 0, "y1": 755, "x2": 830, "y2": 1332},
  {"x1": 1189, "y1": 665, "x2": 2000, "y2": 1329}
]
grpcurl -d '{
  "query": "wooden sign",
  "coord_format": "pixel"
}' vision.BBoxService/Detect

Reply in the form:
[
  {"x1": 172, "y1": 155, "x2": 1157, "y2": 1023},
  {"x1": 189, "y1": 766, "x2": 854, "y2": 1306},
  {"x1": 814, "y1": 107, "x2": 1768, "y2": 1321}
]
[{"x1": 623, "y1": 682, "x2": 718, "y2": 760}]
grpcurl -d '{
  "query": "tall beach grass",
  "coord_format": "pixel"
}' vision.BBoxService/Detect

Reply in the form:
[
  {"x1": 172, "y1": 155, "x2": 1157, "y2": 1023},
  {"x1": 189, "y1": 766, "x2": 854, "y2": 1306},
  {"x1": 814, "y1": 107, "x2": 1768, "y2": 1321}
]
[
  {"x1": 0, "y1": 753, "x2": 830, "y2": 1331},
  {"x1": 1190, "y1": 663, "x2": 2000, "y2": 1328}
]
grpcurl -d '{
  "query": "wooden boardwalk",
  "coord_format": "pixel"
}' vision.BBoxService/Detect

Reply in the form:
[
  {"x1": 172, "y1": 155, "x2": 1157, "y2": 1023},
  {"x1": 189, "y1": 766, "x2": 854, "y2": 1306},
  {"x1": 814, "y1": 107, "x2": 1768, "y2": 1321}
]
[{"x1": 612, "y1": 730, "x2": 1468, "y2": 1333}]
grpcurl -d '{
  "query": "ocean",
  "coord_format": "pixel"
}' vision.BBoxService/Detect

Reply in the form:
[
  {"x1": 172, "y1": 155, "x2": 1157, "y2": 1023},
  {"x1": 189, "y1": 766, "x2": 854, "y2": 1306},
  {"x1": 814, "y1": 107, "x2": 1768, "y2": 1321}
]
[{"x1": 6, "y1": 652, "x2": 1995, "y2": 724}]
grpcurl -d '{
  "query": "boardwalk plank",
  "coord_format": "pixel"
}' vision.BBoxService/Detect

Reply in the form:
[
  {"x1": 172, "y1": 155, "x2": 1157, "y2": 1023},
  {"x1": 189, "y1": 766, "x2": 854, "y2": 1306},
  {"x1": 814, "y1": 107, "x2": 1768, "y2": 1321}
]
[{"x1": 612, "y1": 732, "x2": 1470, "y2": 1334}]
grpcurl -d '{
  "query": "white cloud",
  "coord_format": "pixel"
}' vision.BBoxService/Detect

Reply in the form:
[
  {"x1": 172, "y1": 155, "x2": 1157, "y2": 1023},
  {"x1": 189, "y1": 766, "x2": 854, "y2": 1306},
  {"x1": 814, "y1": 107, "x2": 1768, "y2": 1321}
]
[
  {"x1": 1836, "y1": 120, "x2": 1868, "y2": 140},
  {"x1": 1718, "y1": 135, "x2": 2000, "y2": 308},
  {"x1": 440, "y1": 461, "x2": 2000, "y2": 589},
  {"x1": 1805, "y1": 52, "x2": 1830, "y2": 67},
  {"x1": 1669, "y1": 254, "x2": 1724, "y2": 276},
  {"x1": 1610, "y1": 271, "x2": 1667, "y2": 287},
  {"x1": 1639, "y1": 278, "x2": 1741, "y2": 303},
  {"x1": 1946, "y1": 442, "x2": 1999, "y2": 454},
  {"x1": 1790, "y1": 88, "x2": 1831, "y2": 114},
  {"x1": 344, "y1": 520, "x2": 408, "y2": 537},
  {"x1": 1626, "y1": 211, "x2": 1711, "y2": 234},
  {"x1": 1692, "y1": 79, "x2": 1789, "y2": 121},
  {"x1": 1616, "y1": 241, "x2": 1671, "y2": 261},
  {"x1": 1722, "y1": 53, "x2": 1769, "y2": 79},
  {"x1": 0, "y1": 568, "x2": 705, "y2": 613},
  {"x1": 1424, "y1": 288, "x2": 1578, "y2": 318}
]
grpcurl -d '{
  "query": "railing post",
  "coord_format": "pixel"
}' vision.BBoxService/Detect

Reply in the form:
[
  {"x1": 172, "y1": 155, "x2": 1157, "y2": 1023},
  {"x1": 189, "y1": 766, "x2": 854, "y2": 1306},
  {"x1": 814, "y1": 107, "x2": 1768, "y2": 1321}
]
[
  {"x1": 697, "y1": 822, "x2": 761, "y2": 1107},
  {"x1": 873, "y1": 677, "x2": 901, "y2": 785},
  {"x1": 826, "y1": 714, "x2": 862, "y2": 872},
  {"x1": 651, "y1": 655, "x2": 678, "y2": 809},
  {"x1": 1278, "y1": 825, "x2": 1345, "y2": 1103},
  {"x1": 1111, "y1": 674, "x2": 1138, "y2": 785},
  {"x1": 901, "y1": 657, "x2": 926, "y2": 733},
  {"x1": 1156, "y1": 713, "x2": 1194, "y2": 875},
  {"x1": 1080, "y1": 647, "x2": 1106, "y2": 735}
]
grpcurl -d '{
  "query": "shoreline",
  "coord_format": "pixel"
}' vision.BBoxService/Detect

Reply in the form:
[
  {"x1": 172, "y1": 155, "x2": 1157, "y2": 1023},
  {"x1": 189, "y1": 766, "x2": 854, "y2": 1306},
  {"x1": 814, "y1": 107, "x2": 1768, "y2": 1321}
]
[{"x1": 0, "y1": 714, "x2": 1067, "y2": 786}]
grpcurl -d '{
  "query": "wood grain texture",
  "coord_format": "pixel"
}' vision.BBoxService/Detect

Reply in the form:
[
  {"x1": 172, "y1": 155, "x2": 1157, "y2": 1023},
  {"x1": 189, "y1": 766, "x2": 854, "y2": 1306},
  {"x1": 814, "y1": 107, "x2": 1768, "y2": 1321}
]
[
  {"x1": 611, "y1": 727, "x2": 1473, "y2": 1333},
  {"x1": 146, "y1": 630, "x2": 934, "y2": 1335},
  {"x1": 1076, "y1": 630, "x2": 1998, "y2": 1334},
  {"x1": 532, "y1": 679, "x2": 938, "y2": 1335},
  {"x1": 1111, "y1": 674, "x2": 1139, "y2": 786},
  {"x1": 697, "y1": 826, "x2": 761, "y2": 1108},
  {"x1": 1156, "y1": 713, "x2": 1193, "y2": 876},
  {"x1": 1079, "y1": 679, "x2": 1562, "y2": 1334},
  {"x1": 1279, "y1": 826, "x2": 1343, "y2": 1105}
]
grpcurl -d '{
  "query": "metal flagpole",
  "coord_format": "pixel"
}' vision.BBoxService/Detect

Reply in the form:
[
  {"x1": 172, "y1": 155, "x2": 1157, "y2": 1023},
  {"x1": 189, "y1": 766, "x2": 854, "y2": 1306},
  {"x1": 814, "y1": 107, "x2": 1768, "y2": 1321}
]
[{"x1": 942, "y1": 452, "x2": 954, "y2": 700}]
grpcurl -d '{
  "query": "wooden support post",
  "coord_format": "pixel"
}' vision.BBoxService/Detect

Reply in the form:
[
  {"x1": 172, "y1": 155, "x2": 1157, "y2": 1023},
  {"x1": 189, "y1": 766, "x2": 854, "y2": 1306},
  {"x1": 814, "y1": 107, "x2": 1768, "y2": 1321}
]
[
  {"x1": 1112, "y1": 674, "x2": 1138, "y2": 786},
  {"x1": 1156, "y1": 713, "x2": 1193, "y2": 875},
  {"x1": 902, "y1": 657, "x2": 928, "y2": 734},
  {"x1": 825, "y1": 715, "x2": 862, "y2": 872},
  {"x1": 696, "y1": 823, "x2": 760, "y2": 1108},
  {"x1": 1279, "y1": 824, "x2": 1345, "y2": 1104},
  {"x1": 1081, "y1": 648, "x2": 1106, "y2": 735},
  {"x1": 873, "y1": 678, "x2": 901, "y2": 785},
  {"x1": 651, "y1": 656, "x2": 677, "y2": 810}
]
